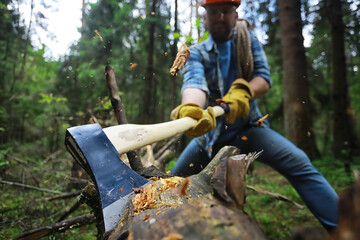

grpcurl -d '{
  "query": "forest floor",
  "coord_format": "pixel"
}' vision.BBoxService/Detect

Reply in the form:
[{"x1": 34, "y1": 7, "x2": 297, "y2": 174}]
[{"x1": 1, "y1": 147, "x2": 359, "y2": 240}]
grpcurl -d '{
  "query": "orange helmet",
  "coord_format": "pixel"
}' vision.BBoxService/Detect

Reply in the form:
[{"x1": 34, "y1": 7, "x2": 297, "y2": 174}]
[{"x1": 201, "y1": 0, "x2": 241, "y2": 8}]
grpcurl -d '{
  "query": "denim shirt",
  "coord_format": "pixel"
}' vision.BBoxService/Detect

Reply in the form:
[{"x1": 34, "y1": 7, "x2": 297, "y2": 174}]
[{"x1": 180, "y1": 30, "x2": 272, "y2": 156}]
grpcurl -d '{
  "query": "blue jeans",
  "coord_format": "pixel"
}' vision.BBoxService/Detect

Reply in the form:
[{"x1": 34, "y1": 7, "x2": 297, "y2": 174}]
[{"x1": 171, "y1": 126, "x2": 339, "y2": 231}]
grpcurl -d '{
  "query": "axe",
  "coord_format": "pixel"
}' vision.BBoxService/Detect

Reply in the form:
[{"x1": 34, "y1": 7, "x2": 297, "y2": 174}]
[{"x1": 65, "y1": 106, "x2": 225, "y2": 233}]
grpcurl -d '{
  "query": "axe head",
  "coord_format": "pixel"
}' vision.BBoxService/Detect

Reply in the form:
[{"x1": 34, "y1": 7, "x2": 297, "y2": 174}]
[{"x1": 65, "y1": 123, "x2": 149, "y2": 233}]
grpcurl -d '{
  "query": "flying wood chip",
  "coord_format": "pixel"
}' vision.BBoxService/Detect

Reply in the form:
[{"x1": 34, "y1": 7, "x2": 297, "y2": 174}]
[
  {"x1": 94, "y1": 30, "x2": 103, "y2": 42},
  {"x1": 170, "y1": 43, "x2": 190, "y2": 76},
  {"x1": 257, "y1": 114, "x2": 269, "y2": 128}
]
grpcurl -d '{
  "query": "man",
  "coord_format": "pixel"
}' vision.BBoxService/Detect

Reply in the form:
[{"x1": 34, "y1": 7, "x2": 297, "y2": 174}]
[{"x1": 170, "y1": 0, "x2": 338, "y2": 232}]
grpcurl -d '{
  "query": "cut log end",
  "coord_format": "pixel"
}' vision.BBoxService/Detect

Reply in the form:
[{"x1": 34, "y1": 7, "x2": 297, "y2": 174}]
[{"x1": 106, "y1": 146, "x2": 266, "y2": 240}]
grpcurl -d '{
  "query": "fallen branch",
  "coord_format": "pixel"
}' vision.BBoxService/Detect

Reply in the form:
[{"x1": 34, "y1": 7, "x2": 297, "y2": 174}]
[
  {"x1": 246, "y1": 185, "x2": 304, "y2": 209},
  {"x1": 5, "y1": 153, "x2": 32, "y2": 166},
  {"x1": 0, "y1": 179, "x2": 61, "y2": 194},
  {"x1": 156, "y1": 149, "x2": 173, "y2": 172},
  {"x1": 58, "y1": 201, "x2": 82, "y2": 222},
  {"x1": 154, "y1": 133, "x2": 182, "y2": 160},
  {"x1": 14, "y1": 213, "x2": 96, "y2": 240},
  {"x1": 44, "y1": 190, "x2": 82, "y2": 201},
  {"x1": 43, "y1": 150, "x2": 62, "y2": 164}
]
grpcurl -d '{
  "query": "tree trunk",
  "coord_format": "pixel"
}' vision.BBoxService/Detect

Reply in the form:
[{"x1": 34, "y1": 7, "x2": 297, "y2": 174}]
[
  {"x1": 81, "y1": 0, "x2": 86, "y2": 30},
  {"x1": 170, "y1": 0, "x2": 179, "y2": 109},
  {"x1": 105, "y1": 146, "x2": 267, "y2": 240},
  {"x1": 195, "y1": 0, "x2": 201, "y2": 40},
  {"x1": 327, "y1": 0, "x2": 357, "y2": 169},
  {"x1": 278, "y1": 0, "x2": 320, "y2": 160},
  {"x1": 143, "y1": 0, "x2": 157, "y2": 123},
  {"x1": 15, "y1": 0, "x2": 34, "y2": 90}
]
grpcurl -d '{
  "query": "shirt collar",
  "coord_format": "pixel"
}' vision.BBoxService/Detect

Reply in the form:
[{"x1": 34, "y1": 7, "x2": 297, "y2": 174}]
[
  {"x1": 204, "y1": 34, "x2": 215, "y2": 52},
  {"x1": 204, "y1": 31, "x2": 236, "y2": 52}
]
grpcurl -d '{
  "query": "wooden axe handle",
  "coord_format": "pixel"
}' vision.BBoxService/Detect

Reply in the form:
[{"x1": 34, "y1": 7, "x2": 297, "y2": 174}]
[{"x1": 103, "y1": 106, "x2": 225, "y2": 155}]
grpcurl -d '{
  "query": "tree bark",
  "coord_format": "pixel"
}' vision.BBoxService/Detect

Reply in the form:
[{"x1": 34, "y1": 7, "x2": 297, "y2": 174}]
[
  {"x1": 327, "y1": 0, "x2": 357, "y2": 169},
  {"x1": 278, "y1": 0, "x2": 320, "y2": 159},
  {"x1": 106, "y1": 146, "x2": 267, "y2": 240},
  {"x1": 15, "y1": 0, "x2": 33, "y2": 91},
  {"x1": 143, "y1": 0, "x2": 157, "y2": 123},
  {"x1": 170, "y1": 0, "x2": 179, "y2": 109}
]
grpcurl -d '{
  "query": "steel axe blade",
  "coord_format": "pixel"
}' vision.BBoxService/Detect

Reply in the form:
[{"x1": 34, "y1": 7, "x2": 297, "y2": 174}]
[{"x1": 65, "y1": 123, "x2": 149, "y2": 233}]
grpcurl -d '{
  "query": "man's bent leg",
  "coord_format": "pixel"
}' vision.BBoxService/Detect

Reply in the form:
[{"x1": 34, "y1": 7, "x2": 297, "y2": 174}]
[
  {"x1": 233, "y1": 127, "x2": 339, "y2": 231},
  {"x1": 170, "y1": 139, "x2": 210, "y2": 177}
]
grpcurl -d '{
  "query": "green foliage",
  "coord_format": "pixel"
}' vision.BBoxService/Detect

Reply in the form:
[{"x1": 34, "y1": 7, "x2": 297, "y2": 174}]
[
  {"x1": 198, "y1": 31, "x2": 209, "y2": 43},
  {"x1": 195, "y1": 18, "x2": 202, "y2": 30},
  {"x1": 173, "y1": 32, "x2": 181, "y2": 39},
  {"x1": 1, "y1": 0, "x2": 360, "y2": 239}
]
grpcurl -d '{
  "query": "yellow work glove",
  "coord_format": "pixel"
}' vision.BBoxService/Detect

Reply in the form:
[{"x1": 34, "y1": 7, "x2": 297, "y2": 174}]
[
  {"x1": 170, "y1": 103, "x2": 216, "y2": 137},
  {"x1": 216, "y1": 78, "x2": 254, "y2": 124}
]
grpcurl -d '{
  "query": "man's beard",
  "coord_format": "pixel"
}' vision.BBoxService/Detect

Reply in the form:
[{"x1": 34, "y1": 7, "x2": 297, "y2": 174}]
[{"x1": 210, "y1": 23, "x2": 233, "y2": 43}]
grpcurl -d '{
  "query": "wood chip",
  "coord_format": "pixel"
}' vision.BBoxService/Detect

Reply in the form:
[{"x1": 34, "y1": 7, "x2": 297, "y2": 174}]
[
  {"x1": 94, "y1": 30, "x2": 103, "y2": 42},
  {"x1": 162, "y1": 233, "x2": 183, "y2": 240},
  {"x1": 131, "y1": 177, "x2": 183, "y2": 213},
  {"x1": 170, "y1": 43, "x2": 190, "y2": 76}
]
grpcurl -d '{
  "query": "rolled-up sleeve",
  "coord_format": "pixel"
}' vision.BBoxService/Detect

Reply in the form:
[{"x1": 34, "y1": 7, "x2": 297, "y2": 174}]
[
  {"x1": 250, "y1": 31, "x2": 272, "y2": 87},
  {"x1": 180, "y1": 46, "x2": 210, "y2": 95}
]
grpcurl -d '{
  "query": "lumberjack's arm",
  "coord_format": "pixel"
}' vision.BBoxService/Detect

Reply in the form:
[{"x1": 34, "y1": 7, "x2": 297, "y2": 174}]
[
  {"x1": 248, "y1": 76, "x2": 270, "y2": 99},
  {"x1": 181, "y1": 87, "x2": 207, "y2": 108}
]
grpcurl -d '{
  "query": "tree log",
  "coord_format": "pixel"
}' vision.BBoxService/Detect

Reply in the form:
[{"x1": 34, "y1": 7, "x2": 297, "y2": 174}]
[
  {"x1": 329, "y1": 170, "x2": 360, "y2": 240},
  {"x1": 106, "y1": 146, "x2": 267, "y2": 240}
]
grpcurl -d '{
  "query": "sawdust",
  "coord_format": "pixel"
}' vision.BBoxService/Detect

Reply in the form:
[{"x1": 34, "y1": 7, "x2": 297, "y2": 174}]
[{"x1": 131, "y1": 176, "x2": 187, "y2": 213}]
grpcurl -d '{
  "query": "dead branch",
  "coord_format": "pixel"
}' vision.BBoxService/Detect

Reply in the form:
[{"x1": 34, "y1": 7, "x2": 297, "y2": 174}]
[
  {"x1": 154, "y1": 133, "x2": 182, "y2": 160},
  {"x1": 14, "y1": 213, "x2": 96, "y2": 240},
  {"x1": 42, "y1": 150, "x2": 62, "y2": 164},
  {"x1": 57, "y1": 200, "x2": 82, "y2": 222},
  {"x1": 0, "y1": 179, "x2": 61, "y2": 194},
  {"x1": 156, "y1": 149, "x2": 173, "y2": 172},
  {"x1": 5, "y1": 153, "x2": 31, "y2": 166},
  {"x1": 44, "y1": 190, "x2": 82, "y2": 201},
  {"x1": 141, "y1": 145, "x2": 156, "y2": 168},
  {"x1": 105, "y1": 65, "x2": 144, "y2": 172},
  {"x1": 246, "y1": 185, "x2": 304, "y2": 209}
]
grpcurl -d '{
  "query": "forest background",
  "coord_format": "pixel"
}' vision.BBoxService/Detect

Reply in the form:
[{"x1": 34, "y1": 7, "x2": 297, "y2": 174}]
[{"x1": 1, "y1": 0, "x2": 360, "y2": 239}]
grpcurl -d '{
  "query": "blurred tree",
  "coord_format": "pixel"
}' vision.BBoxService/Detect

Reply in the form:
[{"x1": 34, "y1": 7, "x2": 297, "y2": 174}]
[
  {"x1": 143, "y1": 0, "x2": 157, "y2": 123},
  {"x1": 327, "y1": 0, "x2": 357, "y2": 170},
  {"x1": 245, "y1": 0, "x2": 285, "y2": 132},
  {"x1": 170, "y1": 0, "x2": 179, "y2": 109},
  {"x1": 278, "y1": 0, "x2": 320, "y2": 159}
]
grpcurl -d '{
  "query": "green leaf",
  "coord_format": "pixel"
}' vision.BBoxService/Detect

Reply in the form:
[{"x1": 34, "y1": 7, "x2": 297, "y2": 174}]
[
  {"x1": 195, "y1": 18, "x2": 201, "y2": 29},
  {"x1": 173, "y1": 32, "x2": 181, "y2": 39}
]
